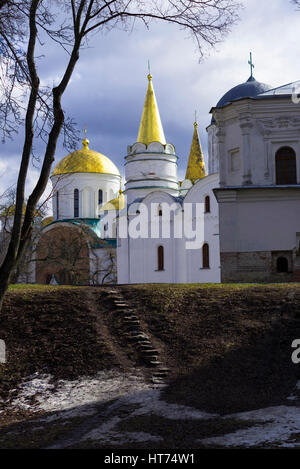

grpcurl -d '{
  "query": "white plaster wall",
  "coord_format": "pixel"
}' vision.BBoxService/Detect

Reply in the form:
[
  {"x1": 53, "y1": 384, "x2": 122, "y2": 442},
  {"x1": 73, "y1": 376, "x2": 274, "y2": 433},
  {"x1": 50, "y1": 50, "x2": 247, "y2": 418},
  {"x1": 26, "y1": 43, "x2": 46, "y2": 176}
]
[
  {"x1": 214, "y1": 97, "x2": 300, "y2": 188},
  {"x1": 216, "y1": 188, "x2": 300, "y2": 253},
  {"x1": 124, "y1": 142, "x2": 179, "y2": 204},
  {"x1": 117, "y1": 174, "x2": 221, "y2": 285},
  {"x1": 51, "y1": 172, "x2": 120, "y2": 220},
  {"x1": 184, "y1": 173, "x2": 221, "y2": 283},
  {"x1": 207, "y1": 123, "x2": 219, "y2": 175}
]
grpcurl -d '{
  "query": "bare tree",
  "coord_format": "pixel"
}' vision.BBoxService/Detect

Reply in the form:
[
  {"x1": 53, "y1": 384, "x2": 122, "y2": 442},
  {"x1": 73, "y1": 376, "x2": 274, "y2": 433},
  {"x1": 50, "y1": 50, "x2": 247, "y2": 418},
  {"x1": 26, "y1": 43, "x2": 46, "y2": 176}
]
[
  {"x1": 0, "y1": 0, "x2": 241, "y2": 310},
  {"x1": 0, "y1": 188, "x2": 48, "y2": 282},
  {"x1": 35, "y1": 221, "x2": 116, "y2": 285}
]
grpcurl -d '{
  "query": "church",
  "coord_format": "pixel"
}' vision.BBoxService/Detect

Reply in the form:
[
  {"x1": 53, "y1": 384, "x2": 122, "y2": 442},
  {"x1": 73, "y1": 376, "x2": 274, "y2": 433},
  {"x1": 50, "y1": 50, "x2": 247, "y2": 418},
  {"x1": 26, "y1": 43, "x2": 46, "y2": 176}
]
[{"x1": 14, "y1": 60, "x2": 300, "y2": 285}]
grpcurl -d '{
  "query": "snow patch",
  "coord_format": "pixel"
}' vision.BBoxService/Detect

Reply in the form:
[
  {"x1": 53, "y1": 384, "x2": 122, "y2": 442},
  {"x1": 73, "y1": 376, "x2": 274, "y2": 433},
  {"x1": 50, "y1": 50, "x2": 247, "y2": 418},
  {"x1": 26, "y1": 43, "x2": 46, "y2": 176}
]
[
  {"x1": 8, "y1": 370, "x2": 151, "y2": 417},
  {"x1": 201, "y1": 405, "x2": 300, "y2": 448}
]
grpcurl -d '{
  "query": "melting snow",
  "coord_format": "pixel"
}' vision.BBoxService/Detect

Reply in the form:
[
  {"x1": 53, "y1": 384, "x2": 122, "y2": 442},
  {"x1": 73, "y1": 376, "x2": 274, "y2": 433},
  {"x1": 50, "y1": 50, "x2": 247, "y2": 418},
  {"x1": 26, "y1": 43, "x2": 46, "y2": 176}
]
[
  {"x1": 201, "y1": 405, "x2": 300, "y2": 448},
  {"x1": 4, "y1": 373, "x2": 300, "y2": 448}
]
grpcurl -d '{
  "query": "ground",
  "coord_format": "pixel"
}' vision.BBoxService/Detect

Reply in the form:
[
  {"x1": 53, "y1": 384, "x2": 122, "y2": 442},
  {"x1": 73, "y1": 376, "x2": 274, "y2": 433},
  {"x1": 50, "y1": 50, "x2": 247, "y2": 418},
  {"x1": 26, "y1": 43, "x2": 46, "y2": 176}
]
[{"x1": 0, "y1": 283, "x2": 299, "y2": 449}]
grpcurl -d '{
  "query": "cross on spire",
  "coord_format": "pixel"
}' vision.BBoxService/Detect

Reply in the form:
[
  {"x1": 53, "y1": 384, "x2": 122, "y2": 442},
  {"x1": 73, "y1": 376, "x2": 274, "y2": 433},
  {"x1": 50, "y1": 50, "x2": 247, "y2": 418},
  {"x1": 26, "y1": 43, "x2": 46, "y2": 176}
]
[{"x1": 248, "y1": 52, "x2": 255, "y2": 78}]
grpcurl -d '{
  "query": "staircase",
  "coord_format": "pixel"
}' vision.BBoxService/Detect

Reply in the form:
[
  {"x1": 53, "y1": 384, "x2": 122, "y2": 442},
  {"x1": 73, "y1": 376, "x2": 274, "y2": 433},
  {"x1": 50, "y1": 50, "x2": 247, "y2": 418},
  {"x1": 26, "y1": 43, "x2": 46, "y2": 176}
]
[{"x1": 102, "y1": 289, "x2": 169, "y2": 388}]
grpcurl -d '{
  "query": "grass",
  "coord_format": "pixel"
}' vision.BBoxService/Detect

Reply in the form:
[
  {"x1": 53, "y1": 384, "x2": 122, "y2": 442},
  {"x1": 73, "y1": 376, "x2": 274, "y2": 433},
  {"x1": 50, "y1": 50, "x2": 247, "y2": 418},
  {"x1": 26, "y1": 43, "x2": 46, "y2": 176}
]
[{"x1": 1, "y1": 283, "x2": 300, "y2": 448}]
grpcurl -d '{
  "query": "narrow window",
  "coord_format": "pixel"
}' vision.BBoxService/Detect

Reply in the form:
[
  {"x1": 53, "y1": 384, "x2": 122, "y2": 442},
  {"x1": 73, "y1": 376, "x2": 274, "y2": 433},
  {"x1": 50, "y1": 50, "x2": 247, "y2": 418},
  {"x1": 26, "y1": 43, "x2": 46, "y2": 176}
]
[
  {"x1": 56, "y1": 191, "x2": 59, "y2": 219},
  {"x1": 157, "y1": 246, "x2": 164, "y2": 271},
  {"x1": 158, "y1": 206, "x2": 163, "y2": 217},
  {"x1": 74, "y1": 189, "x2": 79, "y2": 218},
  {"x1": 98, "y1": 189, "x2": 103, "y2": 205},
  {"x1": 275, "y1": 147, "x2": 297, "y2": 185},
  {"x1": 205, "y1": 196, "x2": 210, "y2": 213},
  {"x1": 277, "y1": 257, "x2": 289, "y2": 273},
  {"x1": 202, "y1": 243, "x2": 210, "y2": 269}
]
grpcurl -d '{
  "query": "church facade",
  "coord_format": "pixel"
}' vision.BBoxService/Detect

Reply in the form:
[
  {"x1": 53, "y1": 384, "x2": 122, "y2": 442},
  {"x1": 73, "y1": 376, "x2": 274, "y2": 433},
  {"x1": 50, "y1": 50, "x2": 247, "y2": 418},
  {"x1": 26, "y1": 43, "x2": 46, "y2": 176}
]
[
  {"x1": 8, "y1": 65, "x2": 300, "y2": 285},
  {"x1": 212, "y1": 77, "x2": 300, "y2": 282}
]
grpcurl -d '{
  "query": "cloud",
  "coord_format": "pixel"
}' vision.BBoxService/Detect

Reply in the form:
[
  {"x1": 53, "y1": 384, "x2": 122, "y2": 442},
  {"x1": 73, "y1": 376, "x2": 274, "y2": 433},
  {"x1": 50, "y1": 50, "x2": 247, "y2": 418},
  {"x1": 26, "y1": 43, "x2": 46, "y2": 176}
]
[{"x1": 1, "y1": 0, "x2": 300, "y2": 199}]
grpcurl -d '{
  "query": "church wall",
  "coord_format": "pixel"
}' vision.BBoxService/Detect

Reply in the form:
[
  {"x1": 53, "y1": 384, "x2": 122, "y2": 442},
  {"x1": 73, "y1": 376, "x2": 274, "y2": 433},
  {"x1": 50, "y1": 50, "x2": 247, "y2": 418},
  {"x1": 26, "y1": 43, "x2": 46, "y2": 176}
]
[
  {"x1": 214, "y1": 98, "x2": 300, "y2": 188},
  {"x1": 51, "y1": 173, "x2": 120, "y2": 220},
  {"x1": 215, "y1": 187, "x2": 300, "y2": 281},
  {"x1": 207, "y1": 124, "x2": 219, "y2": 175},
  {"x1": 118, "y1": 175, "x2": 221, "y2": 285},
  {"x1": 124, "y1": 148, "x2": 179, "y2": 205},
  {"x1": 184, "y1": 173, "x2": 221, "y2": 283}
]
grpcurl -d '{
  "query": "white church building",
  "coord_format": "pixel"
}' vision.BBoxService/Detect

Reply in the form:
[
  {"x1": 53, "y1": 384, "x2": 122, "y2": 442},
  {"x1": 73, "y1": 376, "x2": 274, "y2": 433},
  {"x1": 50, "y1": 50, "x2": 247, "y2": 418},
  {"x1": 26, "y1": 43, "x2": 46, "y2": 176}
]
[{"x1": 11, "y1": 63, "x2": 300, "y2": 285}]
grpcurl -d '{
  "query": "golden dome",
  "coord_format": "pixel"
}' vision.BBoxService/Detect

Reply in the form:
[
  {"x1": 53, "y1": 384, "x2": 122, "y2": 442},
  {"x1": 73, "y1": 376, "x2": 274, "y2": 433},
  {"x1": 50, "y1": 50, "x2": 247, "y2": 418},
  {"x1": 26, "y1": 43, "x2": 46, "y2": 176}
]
[
  {"x1": 99, "y1": 190, "x2": 125, "y2": 212},
  {"x1": 41, "y1": 216, "x2": 54, "y2": 227},
  {"x1": 52, "y1": 137, "x2": 120, "y2": 177}
]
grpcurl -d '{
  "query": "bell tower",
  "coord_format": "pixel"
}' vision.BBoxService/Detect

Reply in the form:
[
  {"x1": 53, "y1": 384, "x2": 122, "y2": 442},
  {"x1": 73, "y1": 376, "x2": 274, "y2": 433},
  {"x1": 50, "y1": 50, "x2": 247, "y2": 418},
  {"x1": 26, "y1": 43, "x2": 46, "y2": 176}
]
[{"x1": 124, "y1": 73, "x2": 179, "y2": 204}]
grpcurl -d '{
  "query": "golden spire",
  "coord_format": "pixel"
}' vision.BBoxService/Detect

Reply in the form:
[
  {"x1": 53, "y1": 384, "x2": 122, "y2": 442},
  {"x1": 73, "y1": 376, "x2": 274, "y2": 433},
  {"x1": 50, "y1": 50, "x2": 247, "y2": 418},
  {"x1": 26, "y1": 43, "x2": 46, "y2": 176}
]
[
  {"x1": 82, "y1": 126, "x2": 89, "y2": 149},
  {"x1": 137, "y1": 73, "x2": 166, "y2": 146},
  {"x1": 185, "y1": 117, "x2": 207, "y2": 184}
]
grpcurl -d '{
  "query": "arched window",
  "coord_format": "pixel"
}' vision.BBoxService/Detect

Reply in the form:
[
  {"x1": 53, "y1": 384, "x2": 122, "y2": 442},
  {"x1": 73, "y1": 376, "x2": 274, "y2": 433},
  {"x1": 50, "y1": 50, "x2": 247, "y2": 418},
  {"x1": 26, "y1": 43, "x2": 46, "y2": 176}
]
[
  {"x1": 275, "y1": 147, "x2": 297, "y2": 185},
  {"x1": 56, "y1": 191, "x2": 59, "y2": 219},
  {"x1": 205, "y1": 196, "x2": 210, "y2": 213},
  {"x1": 277, "y1": 257, "x2": 289, "y2": 273},
  {"x1": 74, "y1": 189, "x2": 79, "y2": 218},
  {"x1": 202, "y1": 243, "x2": 210, "y2": 269},
  {"x1": 157, "y1": 246, "x2": 164, "y2": 271},
  {"x1": 98, "y1": 189, "x2": 103, "y2": 205}
]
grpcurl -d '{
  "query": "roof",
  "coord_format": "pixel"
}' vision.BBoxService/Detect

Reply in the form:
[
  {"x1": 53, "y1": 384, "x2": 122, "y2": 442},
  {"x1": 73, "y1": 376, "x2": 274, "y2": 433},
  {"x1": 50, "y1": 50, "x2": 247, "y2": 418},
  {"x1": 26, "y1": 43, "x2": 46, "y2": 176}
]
[
  {"x1": 256, "y1": 79, "x2": 300, "y2": 97},
  {"x1": 41, "y1": 216, "x2": 54, "y2": 227},
  {"x1": 99, "y1": 191, "x2": 125, "y2": 212},
  {"x1": 136, "y1": 74, "x2": 166, "y2": 146},
  {"x1": 0, "y1": 204, "x2": 41, "y2": 217},
  {"x1": 52, "y1": 138, "x2": 120, "y2": 177},
  {"x1": 42, "y1": 217, "x2": 116, "y2": 249},
  {"x1": 215, "y1": 76, "x2": 272, "y2": 108},
  {"x1": 185, "y1": 122, "x2": 207, "y2": 184}
]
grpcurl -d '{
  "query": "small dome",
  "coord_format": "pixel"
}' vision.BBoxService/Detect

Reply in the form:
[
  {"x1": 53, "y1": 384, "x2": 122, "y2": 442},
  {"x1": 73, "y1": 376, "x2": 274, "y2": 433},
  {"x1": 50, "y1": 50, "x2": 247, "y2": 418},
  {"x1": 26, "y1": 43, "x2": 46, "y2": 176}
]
[
  {"x1": 52, "y1": 138, "x2": 120, "y2": 177},
  {"x1": 216, "y1": 76, "x2": 272, "y2": 108}
]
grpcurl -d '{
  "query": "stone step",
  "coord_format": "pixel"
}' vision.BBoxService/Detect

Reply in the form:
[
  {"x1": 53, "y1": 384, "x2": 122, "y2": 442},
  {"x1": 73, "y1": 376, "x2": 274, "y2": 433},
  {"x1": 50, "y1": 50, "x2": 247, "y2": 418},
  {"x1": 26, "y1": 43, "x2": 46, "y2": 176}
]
[
  {"x1": 149, "y1": 360, "x2": 162, "y2": 367},
  {"x1": 114, "y1": 309, "x2": 134, "y2": 315},
  {"x1": 127, "y1": 329, "x2": 142, "y2": 335},
  {"x1": 114, "y1": 303, "x2": 129, "y2": 308},
  {"x1": 151, "y1": 377, "x2": 166, "y2": 384},
  {"x1": 123, "y1": 316, "x2": 138, "y2": 321},
  {"x1": 153, "y1": 370, "x2": 169, "y2": 377},
  {"x1": 127, "y1": 334, "x2": 149, "y2": 341},
  {"x1": 125, "y1": 319, "x2": 140, "y2": 325},
  {"x1": 141, "y1": 349, "x2": 159, "y2": 356},
  {"x1": 126, "y1": 328, "x2": 143, "y2": 335},
  {"x1": 137, "y1": 344, "x2": 154, "y2": 350}
]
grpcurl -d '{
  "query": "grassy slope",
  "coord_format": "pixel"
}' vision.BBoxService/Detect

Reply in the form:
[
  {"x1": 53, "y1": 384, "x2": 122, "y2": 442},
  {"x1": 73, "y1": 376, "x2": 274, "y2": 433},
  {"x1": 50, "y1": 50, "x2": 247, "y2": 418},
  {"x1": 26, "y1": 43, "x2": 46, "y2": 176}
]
[
  {"x1": 1, "y1": 283, "x2": 300, "y2": 417},
  {"x1": 0, "y1": 286, "x2": 119, "y2": 404},
  {"x1": 122, "y1": 284, "x2": 300, "y2": 414}
]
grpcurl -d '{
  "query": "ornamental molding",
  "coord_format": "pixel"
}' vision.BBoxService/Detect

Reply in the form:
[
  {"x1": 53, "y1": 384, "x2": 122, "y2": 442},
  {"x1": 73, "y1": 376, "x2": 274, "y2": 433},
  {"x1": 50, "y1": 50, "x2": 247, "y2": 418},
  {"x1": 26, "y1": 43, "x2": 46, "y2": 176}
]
[{"x1": 257, "y1": 116, "x2": 300, "y2": 132}]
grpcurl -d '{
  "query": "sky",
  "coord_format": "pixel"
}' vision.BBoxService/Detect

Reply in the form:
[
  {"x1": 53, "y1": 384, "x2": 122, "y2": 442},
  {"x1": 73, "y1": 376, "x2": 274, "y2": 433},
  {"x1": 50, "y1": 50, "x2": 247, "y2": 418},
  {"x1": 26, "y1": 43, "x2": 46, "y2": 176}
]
[{"x1": 1, "y1": 0, "x2": 300, "y2": 208}]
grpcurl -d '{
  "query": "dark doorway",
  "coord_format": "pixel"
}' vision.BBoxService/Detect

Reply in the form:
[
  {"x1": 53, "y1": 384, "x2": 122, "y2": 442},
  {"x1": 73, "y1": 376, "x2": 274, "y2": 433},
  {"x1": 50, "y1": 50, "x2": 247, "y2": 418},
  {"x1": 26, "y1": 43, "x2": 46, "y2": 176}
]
[
  {"x1": 202, "y1": 243, "x2": 210, "y2": 269},
  {"x1": 275, "y1": 147, "x2": 297, "y2": 185},
  {"x1": 157, "y1": 246, "x2": 164, "y2": 271},
  {"x1": 277, "y1": 256, "x2": 289, "y2": 273}
]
